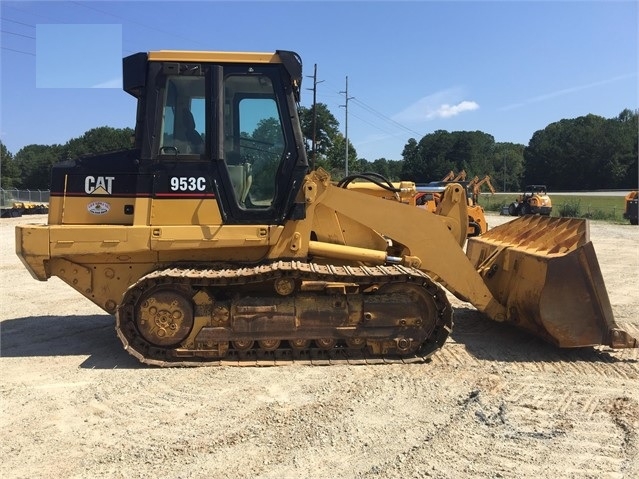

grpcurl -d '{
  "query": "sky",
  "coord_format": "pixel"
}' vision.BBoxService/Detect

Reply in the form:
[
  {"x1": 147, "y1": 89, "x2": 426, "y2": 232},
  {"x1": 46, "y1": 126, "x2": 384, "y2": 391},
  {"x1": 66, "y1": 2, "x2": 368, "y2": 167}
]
[{"x1": 1, "y1": 0, "x2": 637, "y2": 162}]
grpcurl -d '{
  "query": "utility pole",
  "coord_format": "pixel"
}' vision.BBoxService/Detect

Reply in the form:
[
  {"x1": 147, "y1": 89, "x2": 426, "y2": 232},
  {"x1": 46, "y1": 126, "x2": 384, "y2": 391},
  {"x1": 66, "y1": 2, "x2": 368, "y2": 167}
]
[
  {"x1": 306, "y1": 64, "x2": 323, "y2": 170},
  {"x1": 503, "y1": 156, "x2": 507, "y2": 192},
  {"x1": 340, "y1": 76, "x2": 354, "y2": 176}
]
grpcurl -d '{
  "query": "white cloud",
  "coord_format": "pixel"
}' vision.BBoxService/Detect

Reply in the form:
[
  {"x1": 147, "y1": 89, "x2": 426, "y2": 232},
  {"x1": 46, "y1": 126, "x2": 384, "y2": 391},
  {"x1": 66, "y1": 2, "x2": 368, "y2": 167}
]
[
  {"x1": 432, "y1": 101, "x2": 480, "y2": 119},
  {"x1": 393, "y1": 89, "x2": 479, "y2": 123},
  {"x1": 500, "y1": 73, "x2": 637, "y2": 111},
  {"x1": 92, "y1": 77, "x2": 122, "y2": 88}
]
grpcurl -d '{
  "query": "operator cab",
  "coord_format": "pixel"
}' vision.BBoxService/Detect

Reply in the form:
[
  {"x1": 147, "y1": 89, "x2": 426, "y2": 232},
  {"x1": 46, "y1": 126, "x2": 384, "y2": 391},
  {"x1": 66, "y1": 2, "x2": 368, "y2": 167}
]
[
  {"x1": 525, "y1": 185, "x2": 548, "y2": 196},
  {"x1": 123, "y1": 50, "x2": 308, "y2": 224}
]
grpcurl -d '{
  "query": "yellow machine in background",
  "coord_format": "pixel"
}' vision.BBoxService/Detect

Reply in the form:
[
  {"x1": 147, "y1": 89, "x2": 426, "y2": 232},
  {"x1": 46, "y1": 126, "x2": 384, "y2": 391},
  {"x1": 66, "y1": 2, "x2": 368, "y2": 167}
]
[
  {"x1": 15, "y1": 50, "x2": 636, "y2": 366},
  {"x1": 413, "y1": 181, "x2": 488, "y2": 236},
  {"x1": 1, "y1": 201, "x2": 49, "y2": 218},
  {"x1": 468, "y1": 175, "x2": 496, "y2": 204},
  {"x1": 441, "y1": 170, "x2": 466, "y2": 182},
  {"x1": 624, "y1": 190, "x2": 638, "y2": 225},
  {"x1": 508, "y1": 184, "x2": 553, "y2": 216},
  {"x1": 338, "y1": 176, "x2": 487, "y2": 236}
]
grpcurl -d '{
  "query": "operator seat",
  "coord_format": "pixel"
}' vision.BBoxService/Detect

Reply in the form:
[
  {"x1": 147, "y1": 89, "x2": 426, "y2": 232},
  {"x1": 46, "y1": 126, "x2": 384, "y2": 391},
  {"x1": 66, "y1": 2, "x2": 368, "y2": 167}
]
[{"x1": 175, "y1": 108, "x2": 204, "y2": 154}]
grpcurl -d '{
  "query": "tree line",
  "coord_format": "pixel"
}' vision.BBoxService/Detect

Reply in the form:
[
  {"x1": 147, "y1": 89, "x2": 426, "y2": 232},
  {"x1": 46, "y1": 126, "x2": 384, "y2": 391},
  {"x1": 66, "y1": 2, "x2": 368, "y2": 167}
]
[
  {"x1": 1, "y1": 108, "x2": 636, "y2": 192},
  {"x1": 298, "y1": 105, "x2": 637, "y2": 191},
  {"x1": 1, "y1": 127, "x2": 134, "y2": 190}
]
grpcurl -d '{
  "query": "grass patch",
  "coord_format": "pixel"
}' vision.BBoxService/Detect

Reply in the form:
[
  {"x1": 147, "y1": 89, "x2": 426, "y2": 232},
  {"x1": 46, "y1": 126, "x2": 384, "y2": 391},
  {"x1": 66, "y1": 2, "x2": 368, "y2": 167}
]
[{"x1": 479, "y1": 193, "x2": 629, "y2": 223}]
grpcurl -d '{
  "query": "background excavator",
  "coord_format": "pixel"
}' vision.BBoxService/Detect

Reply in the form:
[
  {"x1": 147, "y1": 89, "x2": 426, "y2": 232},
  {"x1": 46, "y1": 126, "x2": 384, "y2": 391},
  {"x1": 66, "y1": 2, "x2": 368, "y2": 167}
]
[
  {"x1": 441, "y1": 170, "x2": 467, "y2": 182},
  {"x1": 15, "y1": 50, "x2": 637, "y2": 366},
  {"x1": 467, "y1": 174, "x2": 496, "y2": 204}
]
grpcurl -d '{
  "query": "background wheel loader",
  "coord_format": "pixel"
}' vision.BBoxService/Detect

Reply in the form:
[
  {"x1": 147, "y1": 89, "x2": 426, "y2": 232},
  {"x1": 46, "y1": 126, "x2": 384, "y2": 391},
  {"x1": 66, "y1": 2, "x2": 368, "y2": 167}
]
[
  {"x1": 508, "y1": 184, "x2": 553, "y2": 216},
  {"x1": 15, "y1": 50, "x2": 637, "y2": 366}
]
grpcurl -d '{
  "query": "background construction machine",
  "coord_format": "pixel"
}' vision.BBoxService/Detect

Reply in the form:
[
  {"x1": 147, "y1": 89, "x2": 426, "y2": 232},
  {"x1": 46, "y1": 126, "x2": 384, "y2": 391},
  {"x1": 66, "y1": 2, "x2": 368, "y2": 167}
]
[
  {"x1": 411, "y1": 169, "x2": 489, "y2": 236},
  {"x1": 623, "y1": 191, "x2": 638, "y2": 225},
  {"x1": 15, "y1": 49, "x2": 636, "y2": 366},
  {"x1": 413, "y1": 181, "x2": 488, "y2": 236},
  {"x1": 1, "y1": 201, "x2": 49, "y2": 218},
  {"x1": 338, "y1": 175, "x2": 487, "y2": 237},
  {"x1": 411, "y1": 171, "x2": 467, "y2": 214},
  {"x1": 441, "y1": 170, "x2": 467, "y2": 182},
  {"x1": 468, "y1": 175, "x2": 496, "y2": 204},
  {"x1": 508, "y1": 184, "x2": 552, "y2": 216}
]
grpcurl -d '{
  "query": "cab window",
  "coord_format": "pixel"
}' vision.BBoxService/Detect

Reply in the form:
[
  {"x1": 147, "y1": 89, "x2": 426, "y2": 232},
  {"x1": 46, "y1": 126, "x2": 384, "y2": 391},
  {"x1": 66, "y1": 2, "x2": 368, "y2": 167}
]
[
  {"x1": 159, "y1": 76, "x2": 205, "y2": 156},
  {"x1": 224, "y1": 74, "x2": 285, "y2": 208}
]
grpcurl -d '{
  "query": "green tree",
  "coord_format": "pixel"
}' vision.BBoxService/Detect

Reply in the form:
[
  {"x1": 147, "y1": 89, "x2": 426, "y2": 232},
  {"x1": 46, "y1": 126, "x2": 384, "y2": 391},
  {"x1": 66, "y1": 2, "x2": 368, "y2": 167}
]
[
  {"x1": 11, "y1": 126, "x2": 134, "y2": 189},
  {"x1": 325, "y1": 133, "x2": 358, "y2": 178},
  {"x1": 523, "y1": 111, "x2": 637, "y2": 190},
  {"x1": 61, "y1": 126, "x2": 134, "y2": 160},
  {"x1": 386, "y1": 159, "x2": 404, "y2": 180},
  {"x1": 494, "y1": 142, "x2": 525, "y2": 191},
  {"x1": 413, "y1": 130, "x2": 456, "y2": 181},
  {"x1": 1, "y1": 141, "x2": 20, "y2": 189},
  {"x1": 400, "y1": 138, "x2": 423, "y2": 181},
  {"x1": 243, "y1": 117, "x2": 284, "y2": 200},
  {"x1": 400, "y1": 130, "x2": 499, "y2": 183},
  {"x1": 608, "y1": 109, "x2": 638, "y2": 188},
  {"x1": 13, "y1": 144, "x2": 64, "y2": 190},
  {"x1": 357, "y1": 158, "x2": 404, "y2": 181},
  {"x1": 298, "y1": 103, "x2": 340, "y2": 164}
]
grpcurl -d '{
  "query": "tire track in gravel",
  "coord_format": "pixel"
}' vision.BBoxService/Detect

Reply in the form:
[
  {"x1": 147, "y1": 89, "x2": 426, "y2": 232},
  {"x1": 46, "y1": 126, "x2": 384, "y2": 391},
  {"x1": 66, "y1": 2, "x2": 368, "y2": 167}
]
[
  {"x1": 355, "y1": 374, "x2": 638, "y2": 479},
  {"x1": 608, "y1": 396, "x2": 639, "y2": 475},
  {"x1": 439, "y1": 307, "x2": 638, "y2": 379}
]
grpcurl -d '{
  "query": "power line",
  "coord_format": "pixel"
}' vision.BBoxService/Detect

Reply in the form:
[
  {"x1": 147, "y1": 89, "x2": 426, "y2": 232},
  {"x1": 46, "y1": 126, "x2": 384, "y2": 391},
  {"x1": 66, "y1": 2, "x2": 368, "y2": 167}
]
[
  {"x1": 1, "y1": 30, "x2": 36, "y2": 40},
  {"x1": 351, "y1": 97, "x2": 423, "y2": 137},
  {"x1": 3, "y1": 4, "x2": 67, "y2": 23},
  {"x1": 1, "y1": 18, "x2": 36, "y2": 29},
  {"x1": 1, "y1": 46, "x2": 35, "y2": 56},
  {"x1": 349, "y1": 111, "x2": 398, "y2": 137},
  {"x1": 3, "y1": 1, "x2": 203, "y2": 56},
  {"x1": 1, "y1": 16, "x2": 37, "y2": 57},
  {"x1": 323, "y1": 78, "x2": 423, "y2": 138},
  {"x1": 69, "y1": 1, "x2": 210, "y2": 48}
]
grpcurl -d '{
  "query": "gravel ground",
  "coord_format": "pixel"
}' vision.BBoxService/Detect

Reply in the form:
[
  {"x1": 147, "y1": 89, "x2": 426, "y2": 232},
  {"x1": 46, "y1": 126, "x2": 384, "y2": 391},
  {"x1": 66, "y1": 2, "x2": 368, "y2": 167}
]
[{"x1": 1, "y1": 212, "x2": 638, "y2": 479}]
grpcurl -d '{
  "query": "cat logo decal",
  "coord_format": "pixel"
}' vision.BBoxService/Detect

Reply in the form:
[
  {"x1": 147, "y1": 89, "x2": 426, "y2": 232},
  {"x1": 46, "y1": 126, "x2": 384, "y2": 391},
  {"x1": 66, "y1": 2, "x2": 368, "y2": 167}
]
[{"x1": 85, "y1": 176, "x2": 114, "y2": 195}]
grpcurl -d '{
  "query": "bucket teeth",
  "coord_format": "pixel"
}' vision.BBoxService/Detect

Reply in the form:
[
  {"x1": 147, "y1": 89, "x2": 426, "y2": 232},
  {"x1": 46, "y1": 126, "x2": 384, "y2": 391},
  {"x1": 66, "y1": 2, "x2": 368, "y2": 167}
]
[{"x1": 608, "y1": 329, "x2": 638, "y2": 349}]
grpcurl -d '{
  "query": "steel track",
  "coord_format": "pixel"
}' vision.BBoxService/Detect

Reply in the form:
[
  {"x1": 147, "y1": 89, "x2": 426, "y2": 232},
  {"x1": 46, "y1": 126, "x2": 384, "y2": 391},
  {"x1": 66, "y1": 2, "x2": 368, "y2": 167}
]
[{"x1": 116, "y1": 261, "x2": 453, "y2": 367}]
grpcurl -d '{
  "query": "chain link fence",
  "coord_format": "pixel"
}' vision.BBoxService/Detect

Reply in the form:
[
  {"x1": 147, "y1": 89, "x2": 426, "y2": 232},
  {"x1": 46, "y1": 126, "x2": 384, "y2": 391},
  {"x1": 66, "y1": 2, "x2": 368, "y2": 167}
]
[{"x1": 1, "y1": 188, "x2": 50, "y2": 207}]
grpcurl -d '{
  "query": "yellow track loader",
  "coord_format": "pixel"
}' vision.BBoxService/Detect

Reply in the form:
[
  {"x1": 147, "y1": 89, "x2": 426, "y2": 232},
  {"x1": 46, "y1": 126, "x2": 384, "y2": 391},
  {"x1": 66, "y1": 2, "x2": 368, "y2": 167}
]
[{"x1": 15, "y1": 50, "x2": 637, "y2": 366}]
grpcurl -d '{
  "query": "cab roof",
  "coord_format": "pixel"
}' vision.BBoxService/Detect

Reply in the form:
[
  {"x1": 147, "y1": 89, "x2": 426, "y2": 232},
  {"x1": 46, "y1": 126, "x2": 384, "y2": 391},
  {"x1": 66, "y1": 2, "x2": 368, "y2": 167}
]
[{"x1": 147, "y1": 50, "x2": 286, "y2": 63}]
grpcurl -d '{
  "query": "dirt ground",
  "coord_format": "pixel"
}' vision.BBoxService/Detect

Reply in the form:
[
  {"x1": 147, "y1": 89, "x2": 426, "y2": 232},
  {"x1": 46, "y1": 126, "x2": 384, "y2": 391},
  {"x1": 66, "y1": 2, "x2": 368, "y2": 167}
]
[{"x1": 1, "y1": 212, "x2": 638, "y2": 479}]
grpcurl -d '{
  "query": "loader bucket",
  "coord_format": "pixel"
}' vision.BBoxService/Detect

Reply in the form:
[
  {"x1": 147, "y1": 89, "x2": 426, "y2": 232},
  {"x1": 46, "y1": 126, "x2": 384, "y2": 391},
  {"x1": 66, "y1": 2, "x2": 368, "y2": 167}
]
[{"x1": 466, "y1": 216, "x2": 637, "y2": 349}]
